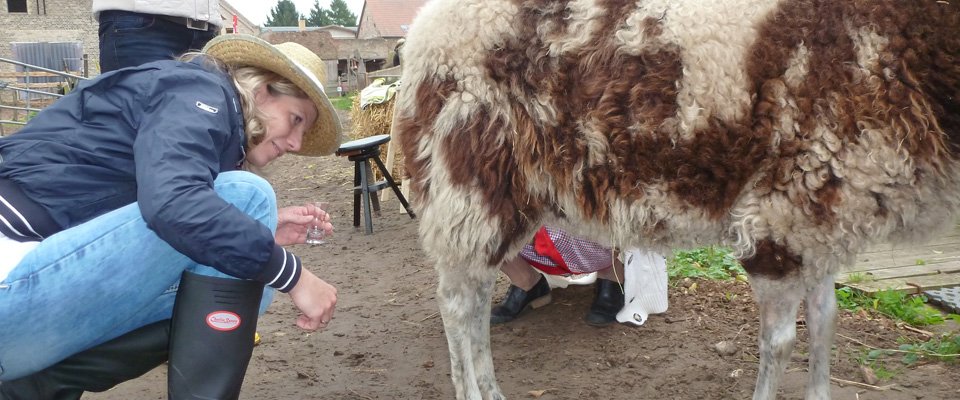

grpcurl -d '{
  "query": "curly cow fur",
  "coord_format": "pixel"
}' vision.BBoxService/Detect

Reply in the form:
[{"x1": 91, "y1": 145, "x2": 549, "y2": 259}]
[{"x1": 395, "y1": 0, "x2": 960, "y2": 399}]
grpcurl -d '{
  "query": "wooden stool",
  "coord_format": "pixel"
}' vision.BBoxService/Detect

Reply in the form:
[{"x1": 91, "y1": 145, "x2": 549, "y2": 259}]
[{"x1": 336, "y1": 134, "x2": 415, "y2": 234}]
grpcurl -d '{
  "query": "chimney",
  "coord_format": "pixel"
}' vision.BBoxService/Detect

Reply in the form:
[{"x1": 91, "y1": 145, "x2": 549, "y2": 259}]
[{"x1": 298, "y1": 19, "x2": 306, "y2": 31}]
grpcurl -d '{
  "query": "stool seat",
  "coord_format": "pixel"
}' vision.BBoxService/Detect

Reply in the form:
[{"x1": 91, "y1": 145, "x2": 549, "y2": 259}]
[
  {"x1": 335, "y1": 134, "x2": 415, "y2": 234},
  {"x1": 337, "y1": 134, "x2": 391, "y2": 154}
]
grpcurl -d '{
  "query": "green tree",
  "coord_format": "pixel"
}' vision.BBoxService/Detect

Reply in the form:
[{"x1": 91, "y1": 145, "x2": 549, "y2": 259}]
[
  {"x1": 307, "y1": 0, "x2": 333, "y2": 26},
  {"x1": 265, "y1": 0, "x2": 302, "y2": 27},
  {"x1": 327, "y1": 0, "x2": 357, "y2": 27},
  {"x1": 306, "y1": 0, "x2": 356, "y2": 27}
]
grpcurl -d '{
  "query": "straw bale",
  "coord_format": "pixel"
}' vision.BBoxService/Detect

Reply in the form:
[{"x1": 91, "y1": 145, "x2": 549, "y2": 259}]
[{"x1": 349, "y1": 96, "x2": 405, "y2": 181}]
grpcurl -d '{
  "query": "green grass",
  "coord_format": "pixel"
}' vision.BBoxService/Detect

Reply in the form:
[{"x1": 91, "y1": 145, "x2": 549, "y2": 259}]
[
  {"x1": 844, "y1": 271, "x2": 872, "y2": 284},
  {"x1": 835, "y1": 286, "x2": 869, "y2": 311},
  {"x1": 667, "y1": 246, "x2": 960, "y2": 369},
  {"x1": 836, "y1": 287, "x2": 950, "y2": 326},
  {"x1": 863, "y1": 333, "x2": 960, "y2": 366},
  {"x1": 898, "y1": 333, "x2": 960, "y2": 364},
  {"x1": 838, "y1": 286, "x2": 960, "y2": 366},
  {"x1": 667, "y1": 246, "x2": 746, "y2": 282},
  {"x1": 329, "y1": 91, "x2": 357, "y2": 111},
  {"x1": 670, "y1": 247, "x2": 950, "y2": 327},
  {"x1": 857, "y1": 357, "x2": 899, "y2": 380},
  {"x1": 874, "y1": 290, "x2": 950, "y2": 326}
]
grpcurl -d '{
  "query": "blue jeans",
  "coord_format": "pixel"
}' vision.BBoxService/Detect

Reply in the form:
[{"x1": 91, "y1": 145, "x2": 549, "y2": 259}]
[
  {"x1": 0, "y1": 171, "x2": 276, "y2": 380},
  {"x1": 98, "y1": 9, "x2": 219, "y2": 72}
]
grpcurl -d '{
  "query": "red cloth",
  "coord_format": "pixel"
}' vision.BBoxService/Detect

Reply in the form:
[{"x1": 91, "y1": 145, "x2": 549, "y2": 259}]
[{"x1": 519, "y1": 226, "x2": 612, "y2": 275}]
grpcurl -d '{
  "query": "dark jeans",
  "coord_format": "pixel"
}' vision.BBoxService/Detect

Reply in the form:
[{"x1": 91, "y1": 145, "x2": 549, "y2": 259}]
[{"x1": 97, "y1": 10, "x2": 218, "y2": 72}]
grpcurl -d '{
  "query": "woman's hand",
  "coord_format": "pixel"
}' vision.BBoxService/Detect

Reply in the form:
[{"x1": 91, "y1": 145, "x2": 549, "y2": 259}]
[
  {"x1": 275, "y1": 203, "x2": 333, "y2": 246},
  {"x1": 287, "y1": 268, "x2": 338, "y2": 330}
]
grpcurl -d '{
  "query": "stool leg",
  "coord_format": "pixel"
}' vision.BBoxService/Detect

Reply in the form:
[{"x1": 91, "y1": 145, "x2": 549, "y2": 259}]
[
  {"x1": 373, "y1": 155, "x2": 416, "y2": 219},
  {"x1": 352, "y1": 159, "x2": 361, "y2": 229},
  {"x1": 365, "y1": 162, "x2": 382, "y2": 217},
  {"x1": 359, "y1": 159, "x2": 375, "y2": 235}
]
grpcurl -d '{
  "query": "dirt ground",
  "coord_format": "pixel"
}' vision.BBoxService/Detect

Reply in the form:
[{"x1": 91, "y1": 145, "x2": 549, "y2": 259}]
[{"x1": 88, "y1": 112, "x2": 960, "y2": 400}]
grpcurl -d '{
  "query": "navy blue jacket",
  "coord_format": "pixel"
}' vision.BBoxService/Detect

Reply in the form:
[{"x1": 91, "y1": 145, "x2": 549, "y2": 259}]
[{"x1": 0, "y1": 58, "x2": 301, "y2": 292}]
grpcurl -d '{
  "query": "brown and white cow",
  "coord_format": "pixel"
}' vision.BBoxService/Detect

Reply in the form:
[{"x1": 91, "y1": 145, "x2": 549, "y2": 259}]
[{"x1": 394, "y1": 0, "x2": 960, "y2": 399}]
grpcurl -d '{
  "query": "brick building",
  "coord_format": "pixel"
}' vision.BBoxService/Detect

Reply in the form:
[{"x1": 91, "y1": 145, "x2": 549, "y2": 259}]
[
  {"x1": 0, "y1": 0, "x2": 97, "y2": 74},
  {"x1": 0, "y1": 0, "x2": 257, "y2": 75},
  {"x1": 355, "y1": 0, "x2": 427, "y2": 40}
]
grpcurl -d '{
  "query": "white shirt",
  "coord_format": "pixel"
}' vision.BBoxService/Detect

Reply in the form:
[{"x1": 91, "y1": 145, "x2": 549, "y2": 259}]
[
  {"x1": 92, "y1": 0, "x2": 223, "y2": 27},
  {"x1": 0, "y1": 232, "x2": 39, "y2": 282}
]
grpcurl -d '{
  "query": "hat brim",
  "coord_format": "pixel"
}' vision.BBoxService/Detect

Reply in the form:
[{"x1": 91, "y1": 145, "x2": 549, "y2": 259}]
[{"x1": 202, "y1": 34, "x2": 343, "y2": 156}]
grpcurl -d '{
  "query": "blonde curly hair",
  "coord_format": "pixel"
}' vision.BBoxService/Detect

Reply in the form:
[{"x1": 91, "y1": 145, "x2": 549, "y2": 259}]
[{"x1": 179, "y1": 54, "x2": 310, "y2": 172}]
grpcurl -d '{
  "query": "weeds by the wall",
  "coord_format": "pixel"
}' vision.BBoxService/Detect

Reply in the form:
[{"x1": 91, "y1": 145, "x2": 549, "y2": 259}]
[
  {"x1": 862, "y1": 333, "x2": 960, "y2": 366},
  {"x1": 838, "y1": 286, "x2": 960, "y2": 367},
  {"x1": 836, "y1": 287, "x2": 953, "y2": 326},
  {"x1": 897, "y1": 333, "x2": 960, "y2": 364}
]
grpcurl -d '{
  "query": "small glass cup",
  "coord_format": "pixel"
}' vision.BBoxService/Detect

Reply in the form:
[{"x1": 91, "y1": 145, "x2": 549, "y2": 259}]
[{"x1": 305, "y1": 202, "x2": 329, "y2": 245}]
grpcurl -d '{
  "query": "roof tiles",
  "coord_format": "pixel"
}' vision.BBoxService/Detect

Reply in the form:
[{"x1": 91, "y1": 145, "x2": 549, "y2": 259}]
[{"x1": 360, "y1": 0, "x2": 429, "y2": 38}]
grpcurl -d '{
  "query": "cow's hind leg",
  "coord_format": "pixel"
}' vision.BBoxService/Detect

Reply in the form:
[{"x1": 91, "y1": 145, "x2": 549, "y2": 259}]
[
  {"x1": 749, "y1": 274, "x2": 806, "y2": 400},
  {"x1": 803, "y1": 273, "x2": 837, "y2": 400},
  {"x1": 436, "y1": 260, "x2": 504, "y2": 400}
]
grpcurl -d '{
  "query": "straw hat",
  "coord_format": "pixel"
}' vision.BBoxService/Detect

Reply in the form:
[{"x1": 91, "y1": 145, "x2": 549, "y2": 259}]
[{"x1": 202, "y1": 34, "x2": 343, "y2": 156}]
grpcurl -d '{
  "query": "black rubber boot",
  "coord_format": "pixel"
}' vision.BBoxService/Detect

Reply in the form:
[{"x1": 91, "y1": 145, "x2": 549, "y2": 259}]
[
  {"x1": 490, "y1": 275, "x2": 552, "y2": 324},
  {"x1": 0, "y1": 319, "x2": 170, "y2": 400},
  {"x1": 167, "y1": 271, "x2": 263, "y2": 400},
  {"x1": 584, "y1": 279, "x2": 625, "y2": 326}
]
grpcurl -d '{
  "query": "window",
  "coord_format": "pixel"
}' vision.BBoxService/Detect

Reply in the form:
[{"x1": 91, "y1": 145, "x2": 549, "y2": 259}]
[{"x1": 7, "y1": 0, "x2": 27, "y2": 13}]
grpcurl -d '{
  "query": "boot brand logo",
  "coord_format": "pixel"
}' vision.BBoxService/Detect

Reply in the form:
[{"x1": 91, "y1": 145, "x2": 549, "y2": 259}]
[{"x1": 206, "y1": 311, "x2": 242, "y2": 331}]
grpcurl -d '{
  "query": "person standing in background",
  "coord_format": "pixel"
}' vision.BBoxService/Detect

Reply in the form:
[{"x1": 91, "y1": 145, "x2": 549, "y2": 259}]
[
  {"x1": 392, "y1": 38, "x2": 405, "y2": 67},
  {"x1": 94, "y1": 0, "x2": 222, "y2": 72}
]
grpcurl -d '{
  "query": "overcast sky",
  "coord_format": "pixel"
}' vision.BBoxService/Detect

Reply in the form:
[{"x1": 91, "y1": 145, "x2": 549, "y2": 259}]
[{"x1": 227, "y1": 0, "x2": 365, "y2": 26}]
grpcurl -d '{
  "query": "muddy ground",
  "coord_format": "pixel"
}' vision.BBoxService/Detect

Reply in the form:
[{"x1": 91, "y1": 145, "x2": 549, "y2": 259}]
[{"x1": 88, "y1": 112, "x2": 960, "y2": 399}]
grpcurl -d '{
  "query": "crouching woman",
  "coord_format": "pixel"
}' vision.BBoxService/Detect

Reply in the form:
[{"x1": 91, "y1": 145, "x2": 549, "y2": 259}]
[{"x1": 0, "y1": 34, "x2": 340, "y2": 399}]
